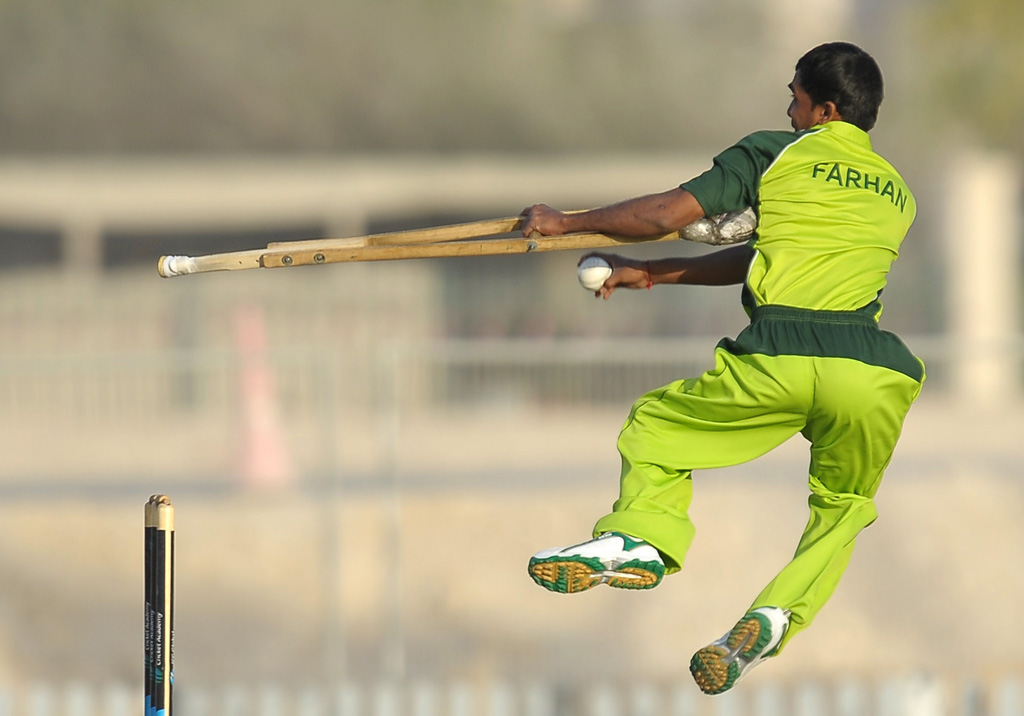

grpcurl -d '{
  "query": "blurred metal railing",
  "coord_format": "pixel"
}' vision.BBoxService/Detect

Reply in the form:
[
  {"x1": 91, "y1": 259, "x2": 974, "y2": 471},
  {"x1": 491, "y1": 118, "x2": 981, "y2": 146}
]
[
  {"x1": 0, "y1": 339, "x2": 721, "y2": 423},
  {"x1": 0, "y1": 335, "x2": 1020, "y2": 423},
  {"x1": 0, "y1": 334, "x2": 1019, "y2": 488},
  {"x1": 0, "y1": 675, "x2": 1021, "y2": 716}
]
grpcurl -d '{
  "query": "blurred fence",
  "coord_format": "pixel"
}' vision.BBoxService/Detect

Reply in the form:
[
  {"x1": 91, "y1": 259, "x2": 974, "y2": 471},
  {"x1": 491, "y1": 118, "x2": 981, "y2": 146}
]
[
  {"x1": 0, "y1": 335, "x2": 1019, "y2": 424},
  {"x1": 0, "y1": 335, "x2": 1020, "y2": 429},
  {"x1": 1, "y1": 675, "x2": 1022, "y2": 716},
  {"x1": 0, "y1": 330, "x2": 1020, "y2": 490}
]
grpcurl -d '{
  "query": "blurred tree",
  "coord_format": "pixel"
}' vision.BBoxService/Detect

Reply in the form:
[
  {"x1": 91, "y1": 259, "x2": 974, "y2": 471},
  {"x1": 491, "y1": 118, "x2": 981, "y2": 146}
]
[
  {"x1": 910, "y1": 0, "x2": 1024, "y2": 153},
  {"x1": 0, "y1": 0, "x2": 787, "y2": 154}
]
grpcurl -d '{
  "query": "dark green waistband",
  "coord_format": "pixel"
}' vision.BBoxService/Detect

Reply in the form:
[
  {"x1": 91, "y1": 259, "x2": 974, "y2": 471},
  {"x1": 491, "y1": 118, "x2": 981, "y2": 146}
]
[
  {"x1": 749, "y1": 304, "x2": 879, "y2": 326},
  {"x1": 724, "y1": 303, "x2": 923, "y2": 381}
]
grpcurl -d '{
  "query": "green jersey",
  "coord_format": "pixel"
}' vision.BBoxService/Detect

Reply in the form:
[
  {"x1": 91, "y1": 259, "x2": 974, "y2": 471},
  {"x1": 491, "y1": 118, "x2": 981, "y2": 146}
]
[{"x1": 681, "y1": 121, "x2": 916, "y2": 317}]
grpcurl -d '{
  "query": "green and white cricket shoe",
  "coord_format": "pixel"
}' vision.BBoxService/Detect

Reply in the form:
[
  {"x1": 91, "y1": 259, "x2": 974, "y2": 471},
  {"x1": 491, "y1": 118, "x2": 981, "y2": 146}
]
[
  {"x1": 528, "y1": 532, "x2": 665, "y2": 593},
  {"x1": 690, "y1": 607, "x2": 790, "y2": 695}
]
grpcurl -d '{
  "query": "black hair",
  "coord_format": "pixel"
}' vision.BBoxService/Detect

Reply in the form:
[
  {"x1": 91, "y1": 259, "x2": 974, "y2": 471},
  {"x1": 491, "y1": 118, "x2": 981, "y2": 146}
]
[{"x1": 795, "y1": 42, "x2": 884, "y2": 131}]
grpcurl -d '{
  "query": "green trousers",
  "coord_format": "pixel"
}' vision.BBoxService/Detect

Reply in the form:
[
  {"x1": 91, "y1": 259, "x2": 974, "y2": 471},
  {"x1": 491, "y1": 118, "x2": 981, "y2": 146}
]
[{"x1": 593, "y1": 307, "x2": 924, "y2": 651}]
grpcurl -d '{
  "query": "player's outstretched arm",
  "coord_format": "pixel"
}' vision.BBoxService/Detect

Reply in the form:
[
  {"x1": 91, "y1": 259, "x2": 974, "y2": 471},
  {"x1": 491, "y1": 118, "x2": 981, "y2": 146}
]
[
  {"x1": 654, "y1": 244, "x2": 754, "y2": 287},
  {"x1": 582, "y1": 244, "x2": 754, "y2": 300},
  {"x1": 521, "y1": 188, "x2": 704, "y2": 238}
]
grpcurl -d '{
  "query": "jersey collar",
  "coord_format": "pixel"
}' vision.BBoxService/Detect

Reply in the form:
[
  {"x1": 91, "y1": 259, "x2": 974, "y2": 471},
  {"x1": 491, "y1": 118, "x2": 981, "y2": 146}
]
[{"x1": 815, "y1": 120, "x2": 872, "y2": 150}]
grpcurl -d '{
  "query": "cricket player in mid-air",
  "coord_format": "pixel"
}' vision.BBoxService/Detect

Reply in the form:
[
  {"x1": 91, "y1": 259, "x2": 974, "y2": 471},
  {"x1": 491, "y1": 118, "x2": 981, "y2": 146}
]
[{"x1": 520, "y1": 42, "x2": 924, "y2": 695}]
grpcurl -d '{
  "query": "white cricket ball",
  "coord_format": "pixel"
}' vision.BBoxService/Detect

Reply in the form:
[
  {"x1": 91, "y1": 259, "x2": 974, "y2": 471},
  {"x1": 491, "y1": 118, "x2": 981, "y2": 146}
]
[{"x1": 577, "y1": 256, "x2": 613, "y2": 291}]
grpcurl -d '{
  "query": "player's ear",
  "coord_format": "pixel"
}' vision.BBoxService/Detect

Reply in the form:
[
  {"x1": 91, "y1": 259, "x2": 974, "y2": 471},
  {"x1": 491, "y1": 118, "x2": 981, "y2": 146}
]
[{"x1": 818, "y1": 101, "x2": 841, "y2": 124}]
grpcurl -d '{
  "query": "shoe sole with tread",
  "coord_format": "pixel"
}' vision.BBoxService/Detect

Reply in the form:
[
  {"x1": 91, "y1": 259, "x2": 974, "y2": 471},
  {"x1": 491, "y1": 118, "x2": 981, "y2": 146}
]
[
  {"x1": 690, "y1": 610, "x2": 775, "y2": 695},
  {"x1": 528, "y1": 556, "x2": 663, "y2": 593}
]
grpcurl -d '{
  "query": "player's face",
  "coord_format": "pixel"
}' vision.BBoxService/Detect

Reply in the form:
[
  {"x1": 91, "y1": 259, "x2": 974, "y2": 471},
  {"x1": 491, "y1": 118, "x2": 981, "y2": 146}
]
[{"x1": 787, "y1": 75, "x2": 828, "y2": 130}]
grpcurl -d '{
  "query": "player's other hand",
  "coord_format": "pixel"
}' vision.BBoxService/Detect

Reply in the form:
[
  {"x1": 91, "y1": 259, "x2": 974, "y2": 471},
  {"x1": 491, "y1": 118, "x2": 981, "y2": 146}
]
[
  {"x1": 520, "y1": 204, "x2": 567, "y2": 237},
  {"x1": 578, "y1": 252, "x2": 652, "y2": 299}
]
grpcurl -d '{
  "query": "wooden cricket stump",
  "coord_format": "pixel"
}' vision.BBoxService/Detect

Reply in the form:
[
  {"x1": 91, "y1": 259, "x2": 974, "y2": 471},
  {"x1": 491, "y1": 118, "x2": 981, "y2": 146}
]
[
  {"x1": 156, "y1": 215, "x2": 688, "y2": 277},
  {"x1": 145, "y1": 495, "x2": 175, "y2": 716}
]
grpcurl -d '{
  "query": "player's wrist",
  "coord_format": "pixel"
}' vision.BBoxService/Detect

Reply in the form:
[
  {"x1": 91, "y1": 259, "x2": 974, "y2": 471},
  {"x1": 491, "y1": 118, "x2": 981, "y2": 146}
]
[{"x1": 558, "y1": 211, "x2": 585, "y2": 234}]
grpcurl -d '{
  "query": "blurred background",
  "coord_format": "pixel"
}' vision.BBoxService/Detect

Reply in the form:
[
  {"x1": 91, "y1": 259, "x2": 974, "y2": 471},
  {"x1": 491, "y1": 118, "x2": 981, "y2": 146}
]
[{"x1": 0, "y1": 0, "x2": 1021, "y2": 714}]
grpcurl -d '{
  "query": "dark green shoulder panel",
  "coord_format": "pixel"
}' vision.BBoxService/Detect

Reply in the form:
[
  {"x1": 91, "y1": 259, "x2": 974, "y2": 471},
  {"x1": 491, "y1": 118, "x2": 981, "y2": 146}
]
[{"x1": 681, "y1": 130, "x2": 811, "y2": 216}]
